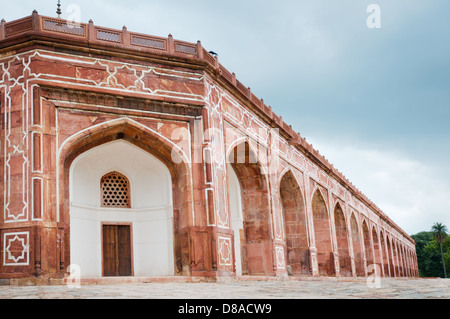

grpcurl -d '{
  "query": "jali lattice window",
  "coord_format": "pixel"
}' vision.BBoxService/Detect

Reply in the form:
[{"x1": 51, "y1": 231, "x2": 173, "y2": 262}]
[{"x1": 101, "y1": 171, "x2": 131, "y2": 208}]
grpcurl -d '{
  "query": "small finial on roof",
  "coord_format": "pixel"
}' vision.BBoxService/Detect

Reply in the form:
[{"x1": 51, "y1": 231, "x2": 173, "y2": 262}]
[{"x1": 57, "y1": 0, "x2": 62, "y2": 18}]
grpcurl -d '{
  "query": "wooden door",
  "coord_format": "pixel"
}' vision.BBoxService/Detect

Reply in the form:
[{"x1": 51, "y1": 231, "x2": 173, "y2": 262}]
[{"x1": 103, "y1": 225, "x2": 132, "y2": 277}]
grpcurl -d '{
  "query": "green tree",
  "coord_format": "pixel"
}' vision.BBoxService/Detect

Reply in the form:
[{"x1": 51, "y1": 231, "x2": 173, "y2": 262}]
[
  {"x1": 423, "y1": 238, "x2": 448, "y2": 277},
  {"x1": 431, "y1": 222, "x2": 448, "y2": 278},
  {"x1": 412, "y1": 229, "x2": 450, "y2": 278},
  {"x1": 412, "y1": 231, "x2": 433, "y2": 277}
]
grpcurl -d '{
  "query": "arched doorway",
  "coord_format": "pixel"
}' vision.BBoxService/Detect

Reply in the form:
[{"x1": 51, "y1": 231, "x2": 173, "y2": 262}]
[
  {"x1": 70, "y1": 140, "x2": 174, "y2": 277},
  {"x1": 279, "y1": 170, "x2": 310, "y2": 275},
  {"x1": 334, "y1": 203, "x2": 351, "y2": 277},
  {"x1": 60, "y1": 118, "x2": 191, "y2": 277},
  {"x1": 227, "y1": 141, "x2": 273, "y2": 276},
  {"x1": 311, "y1": 189, "x2": 334, "y2": 276}
]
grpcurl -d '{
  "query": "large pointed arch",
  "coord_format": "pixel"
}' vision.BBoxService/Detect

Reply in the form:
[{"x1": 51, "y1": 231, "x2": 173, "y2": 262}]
[
  {"x1": 401, "y1": 244, "x2": 408, "y2": 277},
  {"x1": 397, "y1": 241, "x2": 405, "y2": 277},
  {"x1": 386, "y1": 236, "x2": 395, "y2": 277},
  {"x1": 279, "y1": 170, "x2": 310, "y2": 275},
  {"x1": 311, "y1": 188, "x2": 334, "y2": 276},
  {"x1": 372, "y1": 226, "x2": 382, "y2": 276},
  {"x1": 392, "y1": 239, "x2": 400, "y2": 276},
  {"x1": 408, "y1": 247, "x2": 414, "y2": 277},
  {"x1": 59, "y1": 118, "x2": 192, "y2": 276},
  {"x1": 334, "y1": 202, "x2": 351, "y2": 277},
  {"x1": 350, "y1": 213, "x2": 365, "y2": 277},
  {"x1": 362, "y1": 220, "x2": 373, "y2": 272},
  {"x1": 228, "y1": 141, "x2": 273, "y2": 276},
  {"x1": 379, "y1": 230, "x2": 389, "y2": 277}
]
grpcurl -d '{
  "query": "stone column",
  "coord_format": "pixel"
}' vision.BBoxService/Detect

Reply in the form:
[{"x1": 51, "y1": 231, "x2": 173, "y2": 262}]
[
  {"x1": 303, "y1": 173, "x2": 319, "y2": 276},
  {"x1": 327, "y1": 189, "x2": 340, "y2": 277}
]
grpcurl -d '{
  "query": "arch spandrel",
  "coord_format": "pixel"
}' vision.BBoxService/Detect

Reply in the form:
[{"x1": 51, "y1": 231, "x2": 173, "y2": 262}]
[{"x1": 59, "y1": 117, "x2": 191, "y2": 170}]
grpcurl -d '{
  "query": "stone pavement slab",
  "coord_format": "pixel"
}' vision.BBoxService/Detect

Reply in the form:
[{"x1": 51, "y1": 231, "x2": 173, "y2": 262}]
[{"x1": 0, "y1": 278, "x2": 448, "y2": 299}]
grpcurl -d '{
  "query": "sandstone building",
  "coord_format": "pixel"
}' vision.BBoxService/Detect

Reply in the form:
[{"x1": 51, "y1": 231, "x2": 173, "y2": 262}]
[{"x1": 0, "y1": 11, "x2": 418, "y2": 283}]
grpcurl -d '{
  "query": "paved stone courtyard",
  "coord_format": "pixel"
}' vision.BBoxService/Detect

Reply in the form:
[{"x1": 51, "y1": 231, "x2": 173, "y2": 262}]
[{"x1": 0, "y1": 278, "x2": 448, "y2": 299}]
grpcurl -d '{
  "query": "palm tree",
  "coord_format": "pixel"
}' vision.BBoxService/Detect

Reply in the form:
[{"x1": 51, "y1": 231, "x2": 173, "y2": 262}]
[{"x1": 431, "y1": 222, "x2": 448, "y2": 278}]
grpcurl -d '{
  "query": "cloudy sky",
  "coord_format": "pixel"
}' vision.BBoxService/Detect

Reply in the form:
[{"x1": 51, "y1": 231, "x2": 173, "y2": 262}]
[{"x1": 2, "y1": 1, "x2": 449, "y2": 235}]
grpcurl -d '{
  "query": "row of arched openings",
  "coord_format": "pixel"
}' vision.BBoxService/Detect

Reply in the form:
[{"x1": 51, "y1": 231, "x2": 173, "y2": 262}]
[
  {"x1": 94, "y1": 138, "x2": 417, "y2": 278},
  {"x1": 227, "y1": 140, "x2": 416, "y2": 278},
  {"x1": 278, "y1": 170, "x2": 418, "y2": 278}
]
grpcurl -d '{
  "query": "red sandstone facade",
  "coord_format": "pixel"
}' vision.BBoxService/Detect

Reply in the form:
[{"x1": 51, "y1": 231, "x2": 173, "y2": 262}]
[{"x1": 0, "y1": 12, "x2": 418, "y2": 283}]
